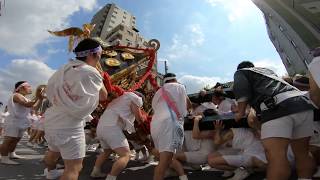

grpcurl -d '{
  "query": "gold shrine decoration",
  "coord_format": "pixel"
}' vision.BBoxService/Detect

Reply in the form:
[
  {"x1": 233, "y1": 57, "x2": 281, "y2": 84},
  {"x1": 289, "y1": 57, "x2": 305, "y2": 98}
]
[{"x1": 48, "y1": 23, "x2": 96, "y2": 52}]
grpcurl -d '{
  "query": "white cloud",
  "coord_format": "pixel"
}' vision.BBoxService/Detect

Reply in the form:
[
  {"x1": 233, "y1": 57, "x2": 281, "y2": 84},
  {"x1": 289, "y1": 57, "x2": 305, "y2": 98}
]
[
  {"x1": 189, "y1": 24, "x2": 205, "y2": 46},
  {"x1": 205, "y1": 0, "x2": 257, "y2": 22},
  {"x1": 253, "y1": 59, "x2": 288, "y2": 76},
  {"x1": 178, "y1": 75, "x2": 224, "y2": 94},
  {"x1": 166, "y1": 23, "x2": 205, "y2": 61},
  {"x1": 0, "y1": 0, "x2": 98, "y2": 55},
  {"x1": 0, "y1": 59, "x2": 55, "y2": 106},
  {"x1": 167, "y1": 35, "x2": 195, "y2": 60}
]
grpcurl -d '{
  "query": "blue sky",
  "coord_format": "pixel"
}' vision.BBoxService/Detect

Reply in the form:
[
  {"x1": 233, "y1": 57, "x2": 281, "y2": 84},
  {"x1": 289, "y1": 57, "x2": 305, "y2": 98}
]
[{"x1": 0, "y1": 0, "x2": 286, "y2": 103}]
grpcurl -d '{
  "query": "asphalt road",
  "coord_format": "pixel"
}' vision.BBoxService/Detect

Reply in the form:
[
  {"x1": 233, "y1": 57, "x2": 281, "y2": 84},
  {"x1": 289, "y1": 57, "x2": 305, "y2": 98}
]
[{"x1": 0, "y1": 136, "x2": 266, "y2": 180}]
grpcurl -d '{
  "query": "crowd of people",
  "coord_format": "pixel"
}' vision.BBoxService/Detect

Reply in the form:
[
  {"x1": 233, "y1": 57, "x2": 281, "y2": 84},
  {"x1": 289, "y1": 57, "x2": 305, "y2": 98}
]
[{"x1": 0, "y1": 37, "x2": 320, "y2": 180}]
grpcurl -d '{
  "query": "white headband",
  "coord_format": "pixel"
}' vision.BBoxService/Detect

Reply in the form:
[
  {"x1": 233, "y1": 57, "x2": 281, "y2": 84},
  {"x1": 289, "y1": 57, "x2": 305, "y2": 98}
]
[
  {"x1": 74, "y1": 46, "x2": 102, "y2": 58},
  {"x1": 15, "y1": 82, "x2": 29, "y2": 92},
  {"x1": 163, "y1": 76, "x2": 176, "y2": 83},
  {"x1": 308, "y1": 56, "x2": 320, "y2": 87}
]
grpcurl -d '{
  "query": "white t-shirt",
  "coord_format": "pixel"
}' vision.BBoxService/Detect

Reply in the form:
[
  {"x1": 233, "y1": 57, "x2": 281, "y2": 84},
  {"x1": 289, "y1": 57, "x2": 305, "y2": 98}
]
[
  {"x1": 0, "y1": 112, "x2": 9, "y2": 124},
  {"x1": 5, "y1": 95, "x2": 31, "y2": 129},
  {"x1": 151, "y1": 83, "x2": 188, "y2": 122},
  {"x1": 231, "y1": 128, "x2": 266, "y2": 161},
  {"x1": 193, "y1": 102, "x2": 217, "y2": 115},
  {"x1": 45, "y1": 60, "x2": 103, "y2": 130},
  {"x1": 217, "y1": 98, "x2": 235, "y2": 115},
  {"x1": 99, "y1": 92, "x2": 143, "y2": 132}
]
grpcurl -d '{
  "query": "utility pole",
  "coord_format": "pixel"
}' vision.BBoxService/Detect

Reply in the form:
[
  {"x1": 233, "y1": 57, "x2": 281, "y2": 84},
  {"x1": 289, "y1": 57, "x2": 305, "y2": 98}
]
[{"x1": 164, "y1": 60, "x2": 168, "y2": 75}]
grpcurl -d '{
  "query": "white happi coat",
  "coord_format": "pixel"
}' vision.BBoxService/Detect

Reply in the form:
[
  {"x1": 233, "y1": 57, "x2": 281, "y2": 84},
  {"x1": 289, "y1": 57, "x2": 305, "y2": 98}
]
[
  {"x1": 44, "y1": 59, "x2": 103, "y2": 130},
  {"x1": 99, "y1": 92, "x2": 143, "y2": 133}
]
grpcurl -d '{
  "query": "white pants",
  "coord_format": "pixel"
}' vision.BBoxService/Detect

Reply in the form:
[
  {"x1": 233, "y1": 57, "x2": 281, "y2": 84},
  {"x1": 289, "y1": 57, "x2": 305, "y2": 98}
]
[
  {"x1": 3, "y1": 124, "x2": 27, "y2": 138},
  {"x1": 45, "y1": 128, "x2": 86, "y2": 160},
  {"x1": 151, "y1": 118, "x2": 184, "y2": 153},
  {"x1": 97, "y1": 125, "x2": 129, "y2": 150},
  {"x1": 261, "y1": 110, "x2": 314, "y2": 139}
]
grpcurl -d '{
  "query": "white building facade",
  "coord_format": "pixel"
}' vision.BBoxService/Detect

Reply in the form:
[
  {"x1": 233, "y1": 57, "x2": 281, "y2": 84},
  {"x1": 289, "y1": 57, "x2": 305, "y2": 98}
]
[{"x1": 252, "y1": 0, "x2": 320, "y2": 75}]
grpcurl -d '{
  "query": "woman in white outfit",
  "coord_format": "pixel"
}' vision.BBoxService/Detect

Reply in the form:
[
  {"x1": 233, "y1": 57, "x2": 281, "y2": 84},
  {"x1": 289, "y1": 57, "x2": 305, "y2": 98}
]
[
  {"x1": 0, "y1": 81, "x2": 44, "y2": 165},
  {"x1": 91, "y1": 92, "x2": 144, "y2": 180}
]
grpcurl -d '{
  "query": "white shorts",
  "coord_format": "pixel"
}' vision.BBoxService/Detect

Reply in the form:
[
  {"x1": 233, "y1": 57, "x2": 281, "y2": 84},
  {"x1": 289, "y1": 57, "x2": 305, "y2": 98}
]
[
  {"x1": 3, "y1": 124, "x2": 27, "y2": 138},
  {"x1": 45, "y1": 128, "x2": 86, "y2": 160},
  {"x1": 185, "y1": 150, "x2": 210, "y2": 165},
  {"x1": 151, "y1": 118, "x2": 181, "y2": 153},
  {"x1": 222, "y1": 154, "x2": 257, "y2": 167},
  {"x1": 185, "y1": 139, "x2": 215, "y2": 165},
  {"x1": 97, "y1": 125, "x2": 129, "y2": 150},
  {"x1": 261, "y1": 110, "x2": 314, "y2": 139},
  {"x1": 218, "y1": 148, "x2": 266, "y2": 167}
]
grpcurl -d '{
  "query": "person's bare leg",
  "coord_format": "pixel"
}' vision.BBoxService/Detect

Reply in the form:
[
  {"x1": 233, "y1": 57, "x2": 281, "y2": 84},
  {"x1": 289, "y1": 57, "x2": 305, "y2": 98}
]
[
  {"x1": 0, "y1": 137, "x2": 14, "y2": 156},
  {"x1": 9, "y1": 138, "x2": 20, "y2": 153},
  {"x1": 262, "y1": 137, "x2": 290, "y2": 180},
  {"x1": 44, "y1": 150, "x2": 60, "y2": 171},
  {"x1": 310, "y1": 145, "x2": 320, "y2": 165},
  {"x1": 92, "y1": 149, "x2": 112, "y2": 174},
  {"x1": 291, "y1": 137, "x2": 316, "y2": 179},
  {"x1": 60, "y1": 158, "x2": 83, "y2": 180},
  {"x1": 170, "y1": 158, "x2": 185, "y2": 176},
  {"x1": 251, "y1": 157, "x2": 267, "y2": 172},
  {"x1": 174, "y1": 152, "x2": 187, "y2": 162},
  {"x1": 28, "y1": 130, "x2": 36, "y2": 143},
  {"x1": 109, "y1": 147, "x2": 131, "y2": 176},
  {"x1": 154, "y1": 151, "x2": 174, "y2": 180}
]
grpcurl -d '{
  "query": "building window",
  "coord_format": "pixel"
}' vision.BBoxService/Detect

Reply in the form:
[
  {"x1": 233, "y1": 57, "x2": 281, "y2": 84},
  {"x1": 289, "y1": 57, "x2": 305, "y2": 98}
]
[
  {"x1": 123, "y1": 16, "x2": 127, "y2": 19},
  {"x1": 127, "y1": 30, "x2": 133, "y2": 36},
  {"x1": 286, "y1": 57, "x2": 292, "y2": 66},
  {"x1": 124, "y1": 11, "x2": 127, "y2": 14},
  {"x1": 309, "y1": 6, "x2": 317, "y2": 10},
  {"x1": 113, "y1": 11, "x2": 118, "y2": 14},
  {"x1": 122, "y1": 20, "x2": 125, "y2": 23},
  {"x1": 112, "y1": 14, "x2": 116, "y2": 18},
  {"x1": 133, "y1": 16, "x2": 136, "y2": 20},
  {"x1": 291, "y1": 40, "x2": 297, "y2": 48},
  {"x1": 111, "y1": 20, "x2": 115, "y2": 24},
  {"x1": 279, "y1": 25, "x2": 284, "y2": 32}
]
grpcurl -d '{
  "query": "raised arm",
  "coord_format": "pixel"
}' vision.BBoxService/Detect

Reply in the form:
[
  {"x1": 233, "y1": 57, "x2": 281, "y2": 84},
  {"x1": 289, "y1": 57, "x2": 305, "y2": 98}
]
[
  {"x1": 186, "y1": 96, "x2": 192, "y2": 110},
  {"x1": 13, "y1": 93, "x2": 43, "y2": 108},
  {"x1": 192, "y1": 115, "x2": 214, "y2": 139},
  {"x1": 234, "y1": 101, "x2": 248, "y2": 122},
  {"x1": 213, "y1": 120, "x2": 233, "y2": 146}
]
